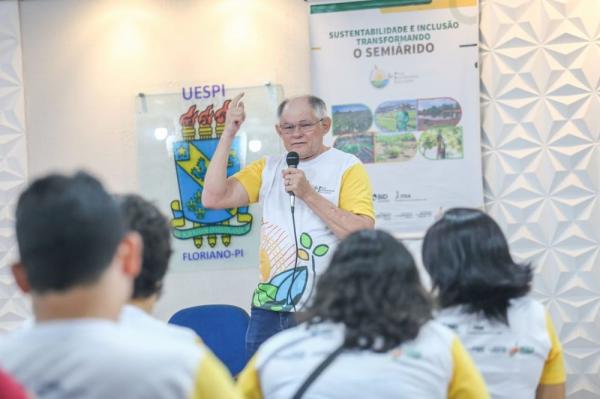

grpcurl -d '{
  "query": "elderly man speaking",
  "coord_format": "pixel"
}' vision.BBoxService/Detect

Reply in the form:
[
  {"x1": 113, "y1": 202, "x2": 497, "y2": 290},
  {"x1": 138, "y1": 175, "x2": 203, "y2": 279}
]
[{"x1": 203, "y1": 93, "x2": 374, "y2": 357}]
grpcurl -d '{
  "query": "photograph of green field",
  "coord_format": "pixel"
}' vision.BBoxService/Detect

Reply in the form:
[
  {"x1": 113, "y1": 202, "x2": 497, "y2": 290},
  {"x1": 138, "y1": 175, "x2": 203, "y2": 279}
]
[
  {"x1": 375, "y1": 133, "x2": 417, "y2": 163},
  {"x1": 332, "y1": 104, "x2": 373, "y2": 136},
  {"x1": 418, "y1": 126, "x2": 464, "y2": 160},
  {"x1": 417, "y1": 98, "x2": 462, "y2": 130},
  {"x1": 333, "y1": 133, "x2": 374, "y2": 163},
  {"x1": 374, "y1": 100, "x2": 417, "y2": 133}
]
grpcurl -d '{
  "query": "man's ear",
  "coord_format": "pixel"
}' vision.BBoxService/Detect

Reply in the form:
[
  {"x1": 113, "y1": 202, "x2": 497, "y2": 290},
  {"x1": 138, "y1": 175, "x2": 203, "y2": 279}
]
[
  {"x1": 12, "y1": 262, "x2": 31, "y2": 294},
  {"x1": 321, "y1": 117, "x2": 332, "y2": 133},
  {"x1": 117, "y1": 232, "x2": 142, "y2": 279},
  {"x1": 275, "y1": 124, "x2": 283, "y2": 139}
]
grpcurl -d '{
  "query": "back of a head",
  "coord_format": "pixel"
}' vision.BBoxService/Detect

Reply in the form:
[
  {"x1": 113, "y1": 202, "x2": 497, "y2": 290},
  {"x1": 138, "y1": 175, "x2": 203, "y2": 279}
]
[
  {"x1": 117, "y1": 194, "x2": 172, "y2": 300},
  {"x1": 16, "y1": 171, "x2": 125, "y2": 293},
  {"x1": 307, "y1": 229, "x2": 432, "y2": 352},
  {"x1": 422, "y1": 208, "x2": 532, "y2": 324}
]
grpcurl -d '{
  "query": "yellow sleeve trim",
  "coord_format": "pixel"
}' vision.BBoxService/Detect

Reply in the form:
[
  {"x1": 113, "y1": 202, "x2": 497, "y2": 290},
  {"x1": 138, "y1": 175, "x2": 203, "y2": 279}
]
[
  {"x1": 449, "y1": 338, "x2": 490, "y2": 399},
  {"x1": 236, "y1": 355, "x2": 263, "y2": 399},
  {"x1": 539, "y1": 312, "x2": 566, "y2": 385},
  {"x1": 339, "y1": 163, "x2": 374, "y2": 220},
  {"x1": 189, "y1": 349, "x2": 241, "y2": 399},
  {"x1": 232, "y1": 158, "x2": 265, "y2": 204}
]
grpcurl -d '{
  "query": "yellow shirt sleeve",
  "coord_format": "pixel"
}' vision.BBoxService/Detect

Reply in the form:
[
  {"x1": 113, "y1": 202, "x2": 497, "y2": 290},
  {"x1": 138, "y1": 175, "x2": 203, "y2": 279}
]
[
  {"x1": 539, "y1": 312, "x2": 566, "y2": 385},
  {"x1": 448, "y1": 338, "x2": 490, "y2": 399},
  {"x1": 236, "y1": 355, "x2": 263, "y2": 399},
  {"x1": 339, "y1": 163, "x2": 375, "y2": 220},
  {"x1": 189, "y1": 350, "x2": 241, "y2": 399},
  {"x1": 232, "y1": 158, "x2": 266, "y2": 204}
]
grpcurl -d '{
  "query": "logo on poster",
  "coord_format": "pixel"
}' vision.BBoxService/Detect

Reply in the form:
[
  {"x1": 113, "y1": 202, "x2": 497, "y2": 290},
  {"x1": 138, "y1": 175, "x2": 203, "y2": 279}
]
[
  {"x1": 370, "y1": 66, "x2": 390, "y2": 88},
  {"x1": 373, "y1": 193, "x2": 389, "y2": 202},
  {"x1": 181, "y1": 84, "x2": 226, "y2": 100},
  {"x1": 170, "y1": 101, "x2": 253, "y2": 250}
]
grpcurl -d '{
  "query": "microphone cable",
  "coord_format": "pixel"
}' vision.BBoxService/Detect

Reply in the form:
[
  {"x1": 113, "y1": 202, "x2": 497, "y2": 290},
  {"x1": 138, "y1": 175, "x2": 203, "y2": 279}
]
[
  {"x1": 285, "y1": 151, "x2": 300, "y2": 312},
  {"x1": 287, "y1": 202, "x2": 299, "y2": 312}
]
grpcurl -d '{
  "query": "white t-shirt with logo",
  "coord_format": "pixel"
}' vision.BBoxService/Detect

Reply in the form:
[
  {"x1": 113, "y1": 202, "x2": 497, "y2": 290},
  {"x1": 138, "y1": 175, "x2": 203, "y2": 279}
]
[
  {"x1": 435, "y1": 297, "x2": 566, "y2": 399},
  {"x1": 0, "y1": 318, "x2": 239, "y2": 399},
  {"x1": 237, "y1": 321, "x2": 489, "y2": 399},
  {"x1": 234, "y1": 148, "x2": 374, "y2": 312}
]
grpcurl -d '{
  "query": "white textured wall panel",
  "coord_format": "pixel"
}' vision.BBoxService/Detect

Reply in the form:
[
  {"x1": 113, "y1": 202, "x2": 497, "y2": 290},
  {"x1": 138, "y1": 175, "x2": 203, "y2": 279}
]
[
  {"x1": 0, "y1": 0, "x2": 29, "y2": 332},
  {"x1": 481, "y1": 0, "x2": 600, "y2": 397}
]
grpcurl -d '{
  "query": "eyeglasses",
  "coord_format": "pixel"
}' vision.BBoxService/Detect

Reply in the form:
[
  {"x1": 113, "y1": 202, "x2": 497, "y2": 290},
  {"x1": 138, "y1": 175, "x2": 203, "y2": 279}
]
[{"x1": 278, "y1": 119, "x2": 323, "y2": 135}]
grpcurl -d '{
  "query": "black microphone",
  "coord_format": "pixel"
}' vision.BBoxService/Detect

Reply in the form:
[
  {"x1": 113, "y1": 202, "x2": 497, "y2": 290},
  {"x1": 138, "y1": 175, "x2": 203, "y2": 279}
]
[{"x1": 286, "y1": 151, "x2": 300, "y2": 211}]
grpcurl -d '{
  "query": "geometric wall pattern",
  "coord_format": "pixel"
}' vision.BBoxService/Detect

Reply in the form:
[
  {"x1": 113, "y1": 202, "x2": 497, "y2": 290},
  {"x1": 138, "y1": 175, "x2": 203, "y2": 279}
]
[
  {"x1": 0, "y1": 0, "x2": 30, "y2": 333},
  {"x1": 480, "y1": 0, "x2": 600, "y2": 397}
]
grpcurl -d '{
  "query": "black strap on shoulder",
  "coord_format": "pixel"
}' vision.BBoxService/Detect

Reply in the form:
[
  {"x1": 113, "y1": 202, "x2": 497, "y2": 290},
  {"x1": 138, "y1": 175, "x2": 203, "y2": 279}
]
[{"x1": 291, "y1": 344, "x2": 345, "y2": 399}]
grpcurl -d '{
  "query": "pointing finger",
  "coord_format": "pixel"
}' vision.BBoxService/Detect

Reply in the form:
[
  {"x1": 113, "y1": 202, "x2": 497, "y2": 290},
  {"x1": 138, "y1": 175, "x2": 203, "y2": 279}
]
[{"x1": 231, "y1": 92, "x2": 245, "y2": 109}]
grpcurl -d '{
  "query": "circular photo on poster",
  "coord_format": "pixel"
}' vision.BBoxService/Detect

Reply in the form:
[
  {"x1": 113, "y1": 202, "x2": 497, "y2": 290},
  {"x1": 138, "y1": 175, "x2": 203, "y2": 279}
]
[
  {"x1": 332, "y1": 104, "x2": 373, "y2": 136},
  {"x1": 375, "y1": 132, "x2": 417, "y2": 163},
  {"x1": 374, "y1": 100, "x2": 417, "y2": 133},
  {"x1": 417, "y1": 97, "x2": 462, "y2": 131},
  {"x1": 333, "y1": 133, "x2": 374, "y2": 164},
  {"x1": 418, "y1": 126, "x2": 464, "y2": 160}
]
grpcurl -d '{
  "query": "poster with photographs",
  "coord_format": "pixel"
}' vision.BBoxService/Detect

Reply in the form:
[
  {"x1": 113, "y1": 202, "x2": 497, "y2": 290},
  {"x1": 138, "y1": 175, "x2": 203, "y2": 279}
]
[{"x1": 310, "y1": 0, "x2": 482, "y2": 235}]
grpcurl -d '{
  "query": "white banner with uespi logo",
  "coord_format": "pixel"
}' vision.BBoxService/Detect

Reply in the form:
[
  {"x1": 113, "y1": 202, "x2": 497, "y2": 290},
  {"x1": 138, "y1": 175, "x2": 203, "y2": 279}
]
[{"x1": 309, "y1": 0, "x2": 482, "y2": 236}]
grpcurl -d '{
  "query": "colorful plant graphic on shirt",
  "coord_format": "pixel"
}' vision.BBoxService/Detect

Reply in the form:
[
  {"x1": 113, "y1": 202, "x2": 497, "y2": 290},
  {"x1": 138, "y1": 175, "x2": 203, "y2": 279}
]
[{"x1": 252, "y1": 232, "x2": 329, "y2": 312}]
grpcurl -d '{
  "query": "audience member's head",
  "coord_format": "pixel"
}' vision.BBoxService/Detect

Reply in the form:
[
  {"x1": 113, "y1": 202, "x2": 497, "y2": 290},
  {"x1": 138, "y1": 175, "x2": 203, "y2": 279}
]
[
  {"x1": 12, "y1": 171, "x2": 141, "y2": 320},
  {"x1": 422, "y1": 208, "x2": 532, "y2": 324},
  {"x1": 116, "y1": 194, "x2": 172, "y2": 310},
  {"x1": 305, "y1": 229, "x2": 432, "y2": 352}
]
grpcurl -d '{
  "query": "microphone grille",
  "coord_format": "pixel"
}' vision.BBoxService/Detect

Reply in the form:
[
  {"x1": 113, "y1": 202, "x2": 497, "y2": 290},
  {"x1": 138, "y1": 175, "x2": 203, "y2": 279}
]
[{"x1": 286, "y1": 151, "x2": 300, "y2": 168}]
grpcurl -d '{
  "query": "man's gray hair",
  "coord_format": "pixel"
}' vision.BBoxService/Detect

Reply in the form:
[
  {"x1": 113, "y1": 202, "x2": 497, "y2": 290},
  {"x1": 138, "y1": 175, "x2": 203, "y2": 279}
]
[{"x1": 277, "y1": 95, "x2": 328, "y2": 120}]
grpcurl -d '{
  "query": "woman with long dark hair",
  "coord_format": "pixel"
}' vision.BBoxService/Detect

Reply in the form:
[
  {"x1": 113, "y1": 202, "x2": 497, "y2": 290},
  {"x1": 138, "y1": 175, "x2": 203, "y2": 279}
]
[
  {"x1": 238, "y1": 229, "x2": 488, "y2": 398},
  {"x1": 423, "y1": 208, "x2": 565, "y2": 399}
]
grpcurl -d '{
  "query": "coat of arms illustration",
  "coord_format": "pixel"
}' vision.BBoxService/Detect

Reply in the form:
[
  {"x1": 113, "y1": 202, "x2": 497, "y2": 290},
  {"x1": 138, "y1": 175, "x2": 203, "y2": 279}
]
[{"x1": 170, "y1": 100, "x2": 253, "y2": 248}]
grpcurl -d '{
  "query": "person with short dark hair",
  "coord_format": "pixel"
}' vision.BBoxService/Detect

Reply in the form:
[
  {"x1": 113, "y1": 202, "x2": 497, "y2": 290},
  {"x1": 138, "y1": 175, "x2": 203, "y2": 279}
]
[
  {"x1": 15, "y1": 173, "x2": 128, "y2": 294},
  {"x1": 0, "y1": 172, "x2": 240, "y2": 399},
  {"x1": 116, "y1": 193, "x2": 199, "y2": 343},
  {"x1": 423, "y1": 208, "x2": 566, "y2": 399},
  {"x1": 237, "y1": 230, "x2": 488, "y2": 398},
  {"x1": 120, "y1": 193, "x2": 172, "y2": 304}
]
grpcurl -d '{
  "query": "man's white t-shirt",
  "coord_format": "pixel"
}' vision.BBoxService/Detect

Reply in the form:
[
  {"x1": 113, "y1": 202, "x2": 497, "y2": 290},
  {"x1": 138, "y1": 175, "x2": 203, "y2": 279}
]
[
  {"x1": 0, "y1": 318, "x2": 238, "y2": 399},
  {"x1": 234, "y1": 148, "x2": 374, "y2": 312},
  {"x1": 120, "y1": 304, "x2": 199, "y2": 344}
]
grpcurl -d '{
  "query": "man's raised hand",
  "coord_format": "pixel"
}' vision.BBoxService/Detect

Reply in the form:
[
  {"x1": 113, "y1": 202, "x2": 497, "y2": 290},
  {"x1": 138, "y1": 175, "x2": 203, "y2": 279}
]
[{"x1": 223, "y1": 92, "x2": 246, "y2": 138}]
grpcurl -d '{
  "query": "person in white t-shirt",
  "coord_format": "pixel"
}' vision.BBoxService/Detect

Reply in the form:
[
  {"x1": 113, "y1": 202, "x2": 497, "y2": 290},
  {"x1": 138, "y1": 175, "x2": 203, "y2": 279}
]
[
  {"x1": 237, "y1": 229, "x2": 489, "y2": 399},
  {"x1": 0, "y1": 172, "x2": 239, "y2": 399},
  {"x1": 116, "y1": 194, "x2": 199, "y2": 343},
  {"x1": 203, "y1": 93, "x2": 375, "y2": 357},
  {"x1": 422, "y1": 208, "x2": 566, "y2": 399}
]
